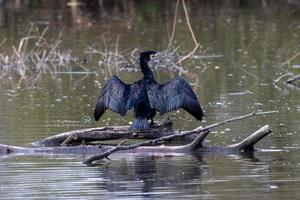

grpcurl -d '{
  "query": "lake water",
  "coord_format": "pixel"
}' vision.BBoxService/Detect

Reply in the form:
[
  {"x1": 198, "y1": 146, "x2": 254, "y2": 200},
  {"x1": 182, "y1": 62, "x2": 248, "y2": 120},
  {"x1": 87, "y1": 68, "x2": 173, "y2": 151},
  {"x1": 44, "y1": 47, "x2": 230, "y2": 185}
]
[{"x1": 0, "y1": 1, "x2": 300, "y2": 199}]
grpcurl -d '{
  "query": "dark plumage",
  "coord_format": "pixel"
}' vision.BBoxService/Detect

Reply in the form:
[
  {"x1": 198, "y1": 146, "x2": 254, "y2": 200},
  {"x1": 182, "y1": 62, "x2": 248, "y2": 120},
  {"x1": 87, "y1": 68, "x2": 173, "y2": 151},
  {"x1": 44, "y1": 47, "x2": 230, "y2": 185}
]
[{"x1": 94, "y1": 51, "x2": 204, "y2": 130}]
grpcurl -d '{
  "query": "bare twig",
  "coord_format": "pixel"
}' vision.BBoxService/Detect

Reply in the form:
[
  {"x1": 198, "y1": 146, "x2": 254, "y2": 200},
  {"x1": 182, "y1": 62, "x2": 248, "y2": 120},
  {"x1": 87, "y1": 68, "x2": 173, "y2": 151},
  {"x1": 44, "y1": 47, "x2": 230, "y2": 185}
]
[
  {"x1": 166, "y1": 0, "x2": 201, "y2": 65},
  {"x1": 176, "y1": 43, "x2": 200, "y2": 64},
  {"x1": 0, "y1": 25, "x2": 83, "y2": 80},
  {"x1": 278, "y1": 51, "x2": 300, "y2": 68},
  {"x1": 73, "y1": 60, "x2": 89, "y2": 72},
  {"x1": 175, "y1": 0, "x2": 200, "y2": 64},
  {"x1": 83, "y1": 110, "x2": 278, "y2": 164},
  {"x1": 115, "y1": 34, "x2": 120, "y2": 70},
  {"x1": 83, "y1": 140, "x2": 128, "y2": 164},
  {"x1": 273, "y1": 72, "x2": 294, "y2": 83},
  {"x1": 12, "y1": 46, "x2": 26, "y2": 78},
  {"x1": 181, "y1": 0, "x2": 198, "y2": 46},
  {"x1": 168, "y1": 0, "x2": 180, "y2": 48},
  {"x1": 286, "y1": 74, "x2": 300, "y2": 84},
  {"x1": 18, "y1": 23, "x2": 34, "y2": 53},
  {"x1": 0, "y1": 38, "x2": 6, "y2": 48}
]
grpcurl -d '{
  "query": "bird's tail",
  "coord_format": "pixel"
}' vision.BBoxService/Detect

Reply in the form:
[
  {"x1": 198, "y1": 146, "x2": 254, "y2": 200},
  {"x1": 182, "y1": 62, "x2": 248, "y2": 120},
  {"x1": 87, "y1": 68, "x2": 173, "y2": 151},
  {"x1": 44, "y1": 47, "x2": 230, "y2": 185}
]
[
  {"x1": 129, "y1": 118, "x2": 149, "y2": 131},
  {"x1": 94, "y1": 99, "x2": 106, "y2": 121}
]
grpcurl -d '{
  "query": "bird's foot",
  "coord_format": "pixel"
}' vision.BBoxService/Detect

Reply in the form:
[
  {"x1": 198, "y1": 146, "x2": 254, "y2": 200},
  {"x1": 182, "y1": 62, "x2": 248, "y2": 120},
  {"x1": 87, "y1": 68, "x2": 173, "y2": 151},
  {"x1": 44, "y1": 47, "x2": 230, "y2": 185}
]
[{"x1": 149, "y1": 119, "x2": 155, "y2": 127}]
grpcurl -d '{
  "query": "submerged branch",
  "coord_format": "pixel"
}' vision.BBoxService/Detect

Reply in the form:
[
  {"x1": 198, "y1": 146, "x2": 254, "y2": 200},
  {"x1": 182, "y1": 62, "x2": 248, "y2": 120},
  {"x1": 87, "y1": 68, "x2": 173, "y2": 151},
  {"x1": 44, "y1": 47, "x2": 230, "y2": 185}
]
[
  {"x1": 273, "y1": 72, "x2": 294, "y2": 84},
  {"x1": 273, "y1": 71, "x2": 300, "y2": 91},
  {"x1": 227, "y1": 125, "x2": 272, "y2": 151},
  {"x1": 83, "y1": 140, "x2": 128, "y2": 164},
  {"x1": 183, "y1": 130, "x2": 211, "y2": 150},
  {"x1": 286, "y1": 74, "x2": 300, "y2": 84}
]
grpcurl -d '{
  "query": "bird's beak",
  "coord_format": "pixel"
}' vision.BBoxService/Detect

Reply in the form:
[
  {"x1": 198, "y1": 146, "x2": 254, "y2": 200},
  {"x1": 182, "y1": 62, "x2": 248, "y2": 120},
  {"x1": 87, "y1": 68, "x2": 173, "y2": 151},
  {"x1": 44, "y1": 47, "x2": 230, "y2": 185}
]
[{"x1": 150, "y1": 52, "x2": 159, "y2": 60}]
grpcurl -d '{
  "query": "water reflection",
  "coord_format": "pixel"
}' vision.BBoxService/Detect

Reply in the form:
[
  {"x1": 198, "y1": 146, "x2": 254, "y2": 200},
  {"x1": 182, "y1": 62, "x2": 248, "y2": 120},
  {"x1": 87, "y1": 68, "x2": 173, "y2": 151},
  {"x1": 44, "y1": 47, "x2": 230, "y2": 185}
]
[
  {"x1": 99, "y1": 155, "x2": 205, "y2": 196},
  {"x1": 0, "y1": 155, "x2": 206, "y2": 199},
  {"x1": 1, "y1": 151, "x2": 300, "y2": 199}
]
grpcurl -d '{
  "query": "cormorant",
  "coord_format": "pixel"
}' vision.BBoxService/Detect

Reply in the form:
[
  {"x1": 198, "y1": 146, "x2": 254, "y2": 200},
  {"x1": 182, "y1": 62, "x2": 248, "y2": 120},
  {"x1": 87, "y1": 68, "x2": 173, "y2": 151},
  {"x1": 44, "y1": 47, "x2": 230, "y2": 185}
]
[{"x1": 94, "y1": 51, "x2": 204, "y2": 130}]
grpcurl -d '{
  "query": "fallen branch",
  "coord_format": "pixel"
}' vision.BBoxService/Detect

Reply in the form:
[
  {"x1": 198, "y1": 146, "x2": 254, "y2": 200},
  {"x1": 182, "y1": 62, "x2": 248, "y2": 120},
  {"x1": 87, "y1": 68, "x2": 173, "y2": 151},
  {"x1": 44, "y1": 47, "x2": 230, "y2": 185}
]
[
  {"x1": 227, "y1": 125, "x2": 272, "y2": 151},
  {"x1": 0, "y1": 124, "x2": 273, "y2": 168},
  {"x1": 82, "y1": 140, "x2": 129, "y2": 164},
  {"x1": 0, "y1": 111, "x2": 277, "y2": 166},
  {"x1": 183, "y1": 129, "x2": 210, "y2": 150},
  {"x1": 82, "y1": 130, "x2": 211, "y2": 165},
  {"x1": 36, "y1": 118, "x2": 173, "y2": 147},
  {"x1": 83, "y1": 110, "x2": 278, "y2": 164},
  {"x1": 0, "y1": 125, "x2": 270, "y2": 158}
]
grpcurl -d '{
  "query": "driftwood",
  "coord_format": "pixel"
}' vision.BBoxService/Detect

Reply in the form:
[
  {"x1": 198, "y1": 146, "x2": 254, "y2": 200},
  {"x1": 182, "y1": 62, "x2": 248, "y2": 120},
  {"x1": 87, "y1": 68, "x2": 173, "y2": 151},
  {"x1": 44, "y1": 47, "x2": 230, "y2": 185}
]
[
  {"x1": 37, "y1": 111, "x2": 276, "y2": 148},
  {"x1": 36, "y1": 118, "x2": 174, "y2": 147},
  {"x1": 0, "y1": 125, "x2": 272, "y2": 159},
  {"x1": 83, "y1": 110, "x2": 276, "y2": 164},
  {"x1": 0, "y1": 111, "x2": 277, "y2": 166}
]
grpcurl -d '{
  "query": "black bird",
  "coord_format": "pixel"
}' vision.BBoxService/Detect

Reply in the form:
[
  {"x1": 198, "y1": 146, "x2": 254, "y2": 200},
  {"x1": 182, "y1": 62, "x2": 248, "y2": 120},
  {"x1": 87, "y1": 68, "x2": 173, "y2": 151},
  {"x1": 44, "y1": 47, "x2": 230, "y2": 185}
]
[{"x1": 94, "y1": 51, "x2": 204, "y2": 131}]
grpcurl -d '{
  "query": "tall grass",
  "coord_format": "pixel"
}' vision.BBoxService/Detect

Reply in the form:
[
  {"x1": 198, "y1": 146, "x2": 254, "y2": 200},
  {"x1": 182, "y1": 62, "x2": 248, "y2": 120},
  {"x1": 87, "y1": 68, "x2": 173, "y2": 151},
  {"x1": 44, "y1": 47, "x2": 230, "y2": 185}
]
[
  {"x1": 0, "y1": 24, "x2": 218, "y2": 83},
  {"x1": 0, "y1": 25, "x2": 86, "y2": 80}
]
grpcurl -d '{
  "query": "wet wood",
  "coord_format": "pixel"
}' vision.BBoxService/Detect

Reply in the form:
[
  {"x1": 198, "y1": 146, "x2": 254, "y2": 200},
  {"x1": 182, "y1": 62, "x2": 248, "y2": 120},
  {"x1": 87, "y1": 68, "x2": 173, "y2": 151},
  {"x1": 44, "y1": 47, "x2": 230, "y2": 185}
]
[
  {"x1": 0, "y1": 111, "x2": 277, "y2": 166},
  {"x1": 81, "y1": 110, "x2": 277, "y2": 164},
  {"x1": 37, "y1": 118, "x2": 173, "y2": 147},
  {"x1": 82, "y1": 125, "x2": 272, "y2": 164},
  {"x1": 0, "y1": 125, "x2": 272, "y2": 164},
  {"x1": 226, "y1": 125, "x2": 272, "y2": 151}
]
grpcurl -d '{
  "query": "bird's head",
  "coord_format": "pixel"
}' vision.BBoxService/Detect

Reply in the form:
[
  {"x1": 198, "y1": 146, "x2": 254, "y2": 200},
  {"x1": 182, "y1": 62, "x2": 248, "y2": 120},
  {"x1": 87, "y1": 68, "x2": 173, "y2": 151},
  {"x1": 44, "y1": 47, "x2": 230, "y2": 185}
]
[{"x1": 140, "y1": 51, "x2": 157, "y2": 64}]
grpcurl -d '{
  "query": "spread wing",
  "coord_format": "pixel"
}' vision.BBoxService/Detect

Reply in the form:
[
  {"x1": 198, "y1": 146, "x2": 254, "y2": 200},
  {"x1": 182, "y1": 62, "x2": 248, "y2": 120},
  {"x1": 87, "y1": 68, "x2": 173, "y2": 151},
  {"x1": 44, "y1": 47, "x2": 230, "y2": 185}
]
[
  {"x1": 125, "y1": 81, "x2": 144, "y2": 110},
  {"x1": 94, "y1": 75, "x2": 130, "y2": 120},
  {"x1": 148, "y1": 76, "x2": 204, "y2": 120}
]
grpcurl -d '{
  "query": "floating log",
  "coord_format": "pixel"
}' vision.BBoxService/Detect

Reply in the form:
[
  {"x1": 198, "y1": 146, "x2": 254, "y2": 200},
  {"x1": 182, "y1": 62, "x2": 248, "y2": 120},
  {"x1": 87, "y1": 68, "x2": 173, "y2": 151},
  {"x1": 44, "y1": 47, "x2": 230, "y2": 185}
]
[
  {"x1": 0, "y1": 125, "x2": 272, "y2": 163},
  {"x1": 36, "y1": 118, "x2": 174, "y2": 147},
  {"x1": 82, "y1": 125, "x2": 272, "y2": 164},
  {"x1": 0, "y1": 111, "x2": 278, "y2": 166}
]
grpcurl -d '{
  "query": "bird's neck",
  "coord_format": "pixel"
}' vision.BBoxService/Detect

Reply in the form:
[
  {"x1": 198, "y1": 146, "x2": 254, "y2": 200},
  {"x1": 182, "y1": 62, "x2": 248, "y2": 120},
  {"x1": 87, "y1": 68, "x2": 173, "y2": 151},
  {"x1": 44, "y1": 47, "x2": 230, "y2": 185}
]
[{"x1": 140, "y1": 59, "x2": 154, "y2": 79}]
